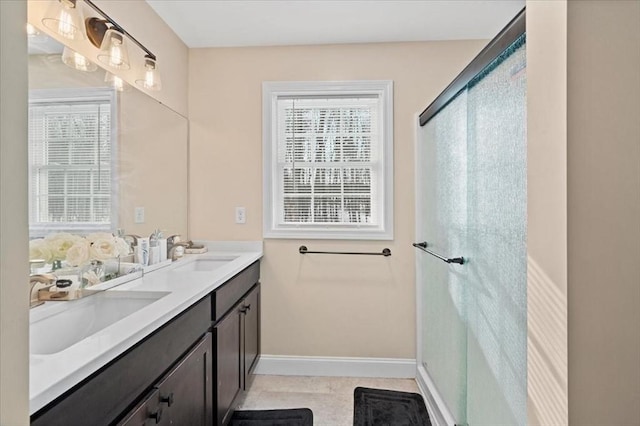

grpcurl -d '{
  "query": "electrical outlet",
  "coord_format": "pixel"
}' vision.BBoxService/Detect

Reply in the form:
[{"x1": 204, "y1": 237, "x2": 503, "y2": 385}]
[
  {"x1": 134, "y1": 207, "x2": 145, "y2": 224},
  {"x1": 235, "y1": 207, "x2": 246, "y2": 224}
]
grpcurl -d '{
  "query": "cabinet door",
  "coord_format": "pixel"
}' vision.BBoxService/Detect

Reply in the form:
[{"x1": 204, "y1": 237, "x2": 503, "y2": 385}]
[
  {"x1": 215, "y1": 307, "x2": 242, "y2": 426},
  {"x1": 242, "y1": 285, "x2": 260, "y2": 389},
  {"x1": 155, "y1": 333, "x2": 213, "y2": 426},
  {"x1": 117, "y1": 389, "x2": 164, "y2": 426}
]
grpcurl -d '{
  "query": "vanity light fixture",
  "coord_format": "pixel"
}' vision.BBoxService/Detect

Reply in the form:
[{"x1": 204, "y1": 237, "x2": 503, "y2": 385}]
[
  {"x1": 82, "y1": 0, "x2": 161, "y2": 90},
  {"x1": 135, "y1": 55, "x2": 162, "y2": 91},
  {"x1": 62, "y1": 46, "x2": 97, "y2": 72},
  {"x1": 41, "y1": 0, "x2": 84, "y2": 41}
]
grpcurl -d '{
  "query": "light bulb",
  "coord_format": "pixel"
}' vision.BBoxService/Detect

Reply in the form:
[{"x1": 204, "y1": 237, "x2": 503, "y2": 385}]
[
  {"x1": 57, "y1": 8, "x2": 75, "y2": 39},
  {"x1": 109, "y1": 38, "x2": 124, "y2": 67},
  {"x1": 135, "y1": 56, "x2": 162, "y2": 91},
  {"x1": 144, "y1": 68, "x2": 155, "y2": 88}
]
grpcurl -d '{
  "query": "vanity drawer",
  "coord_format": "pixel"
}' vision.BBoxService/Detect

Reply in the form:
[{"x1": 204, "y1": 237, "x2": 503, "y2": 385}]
[{"x1": 212, "y1": 260, "x2": 260, "y2": 322}]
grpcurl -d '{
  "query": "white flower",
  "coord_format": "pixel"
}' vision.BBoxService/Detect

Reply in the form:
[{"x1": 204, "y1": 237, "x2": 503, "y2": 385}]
[
  {"x1": 45, "y1": 233, "x2": 82, "y2": 261},
  {"x1": 85, "y1": 232, "x2": 116, "y2": 243},
  {"x1": 90, "y1": 237, "x2": 119, "y2": 260},
  {"x1": 65, "y1": 239, "x2": 91, "y2": 267},
  {"x1": 29, "y1": 239, "x2": 53, "y2": 263}
]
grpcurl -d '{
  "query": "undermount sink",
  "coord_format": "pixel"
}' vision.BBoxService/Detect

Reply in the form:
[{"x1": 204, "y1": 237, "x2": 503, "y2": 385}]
[
  {"x1": 30, "y1": 290, "x2": 169, "y2": 355},
  {"x1": 171, "y1": 256, "x2": 238, "y2": 273}
]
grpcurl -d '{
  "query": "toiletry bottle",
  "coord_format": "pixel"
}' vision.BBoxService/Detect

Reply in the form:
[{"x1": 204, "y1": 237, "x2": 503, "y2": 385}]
[
  {"x1": 136, "y1": 237, "x2": 150, "y2": 266},
  {"x1": 149, "y1": 231, "x2": 160, "y2": 265}
]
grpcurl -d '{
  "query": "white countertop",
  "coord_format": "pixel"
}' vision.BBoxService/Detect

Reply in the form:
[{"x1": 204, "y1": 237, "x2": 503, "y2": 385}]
[{"x1": 29, "y1": 241, "x2": 263, "y2": 415}]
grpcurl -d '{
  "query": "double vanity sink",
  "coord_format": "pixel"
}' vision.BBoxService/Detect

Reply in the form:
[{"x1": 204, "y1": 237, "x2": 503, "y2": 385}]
[{"x1": 29, "y1": 242, "x2": 262, "y2": 417}]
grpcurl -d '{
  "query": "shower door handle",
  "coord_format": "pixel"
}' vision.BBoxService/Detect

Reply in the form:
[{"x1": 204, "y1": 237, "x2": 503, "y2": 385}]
[{"x1": 412, "y1": 242, "x2": 465, "y2": 265}]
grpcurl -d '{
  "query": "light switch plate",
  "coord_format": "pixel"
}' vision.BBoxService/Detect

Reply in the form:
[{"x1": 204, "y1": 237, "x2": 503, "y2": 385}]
[
  {"x1": 235, "y1": 207, "x2": 246, "y2": 224},
  {"x1": 134, "y1": 207, "x2": 145, "y2": 224}
]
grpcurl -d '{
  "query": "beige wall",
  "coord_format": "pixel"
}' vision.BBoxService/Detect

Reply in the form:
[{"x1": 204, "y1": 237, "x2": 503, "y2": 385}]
[
  {"x1": 28, "y1": 0, "x2": 189, "y2": 116},
  {"x1": 566, "y1": 1, "x2": 640, "y2": 424},
  {"x1": 189, "y1": 41, "x2": 485, "y2": 358},
  {"x1": 0, "y1": 1, "x2": 30, "y2": 424},
  {"x1": 526, "y1": 2, "x2": 569, "y2": 424},
  {"x1": 527, "y1": 0, "x2": 640, "y2": 424}
]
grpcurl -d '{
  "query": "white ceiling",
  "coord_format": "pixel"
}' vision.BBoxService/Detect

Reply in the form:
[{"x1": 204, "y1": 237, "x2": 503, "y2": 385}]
[{"x1": 146, "y1": 0, "x2": 525, "y2": 48}]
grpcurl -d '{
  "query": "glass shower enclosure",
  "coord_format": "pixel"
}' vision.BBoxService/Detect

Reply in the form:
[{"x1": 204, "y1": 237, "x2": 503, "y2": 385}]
[{"x1": 415, "y1": 11, "x2": 527, "y2": 426}]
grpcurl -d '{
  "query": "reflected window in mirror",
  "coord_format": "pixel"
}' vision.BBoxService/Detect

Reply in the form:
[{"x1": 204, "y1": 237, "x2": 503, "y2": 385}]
[{"x1": 28, "y1": 87, "x2": 118, "y2": 238}]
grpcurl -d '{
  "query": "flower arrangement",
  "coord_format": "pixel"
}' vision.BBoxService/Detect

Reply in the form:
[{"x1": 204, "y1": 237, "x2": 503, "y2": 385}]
[{"x1": 29, "y1": 232, "x2": 131, "y2": 268}]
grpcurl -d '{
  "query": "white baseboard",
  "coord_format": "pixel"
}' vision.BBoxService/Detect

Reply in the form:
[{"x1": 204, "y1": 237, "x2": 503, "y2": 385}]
[{"x1": 254, "y1": 355, "x2": 416, "y2": 378}]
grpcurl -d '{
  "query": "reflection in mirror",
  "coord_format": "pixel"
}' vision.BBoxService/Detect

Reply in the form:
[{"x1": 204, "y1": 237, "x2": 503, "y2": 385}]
[{"x1": 27, "y1": 32, "x2": 188, "y2": 243}]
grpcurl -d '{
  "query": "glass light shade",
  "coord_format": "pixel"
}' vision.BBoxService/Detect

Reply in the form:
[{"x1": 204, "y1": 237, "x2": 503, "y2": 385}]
[
  {"x1": 41, "y1": 0, "x2": 84, "y2": 41},
  {"x1": 135, "y1": 57, "x2": 162, "y2": 91},
  {"x1": 62, "y1": 46, "x2": 97, "y2": 72},
  {"x1": 97, "y1": 29, "x2": 131, "y2": 70},
  {"x1": 104, "y1": 72, "x2": 130, "y2": 92}
]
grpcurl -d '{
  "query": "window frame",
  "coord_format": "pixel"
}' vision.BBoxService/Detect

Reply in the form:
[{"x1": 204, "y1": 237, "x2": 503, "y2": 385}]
[
  {"x1": 262, "y1": 80, "x2": 393, "y2": 240},
  {"x1": 28, "y1": 87, "x2": 118, "y2": 238}
]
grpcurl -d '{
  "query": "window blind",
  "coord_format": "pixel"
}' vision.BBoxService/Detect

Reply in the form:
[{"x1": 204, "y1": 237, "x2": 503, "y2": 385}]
[
  {"x1": 276, "y1": 97, "x2": 380, "y2": 226},
  {"x1": 28, "y1": 96, "x2": 113, "y2": 235}
]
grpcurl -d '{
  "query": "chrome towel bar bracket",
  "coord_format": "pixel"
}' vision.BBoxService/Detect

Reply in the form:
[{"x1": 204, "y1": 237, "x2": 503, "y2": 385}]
[
  {"x1": 299, "y1": 246, "x2": 391, "y2": 257},
  {"x1": 412, "y1": 242, "x2": 464, "y2": 265}
]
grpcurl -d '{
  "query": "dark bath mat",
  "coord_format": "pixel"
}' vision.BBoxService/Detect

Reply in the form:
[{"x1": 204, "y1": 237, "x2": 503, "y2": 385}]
[
  {"x1": 353, "y1": 387, "x2": 431, "y2": 426},
  {"x1": 229, "y1": 408, "x2": 313, "y2": 426}
]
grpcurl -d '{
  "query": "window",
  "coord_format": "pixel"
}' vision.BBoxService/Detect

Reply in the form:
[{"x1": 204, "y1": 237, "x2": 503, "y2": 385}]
[
  {"x1": 28, "y1": 88, "x2": 117, "y2": 238},
  {"x1": 263, "y1": 81, "x2": 393, "y2": 239}
]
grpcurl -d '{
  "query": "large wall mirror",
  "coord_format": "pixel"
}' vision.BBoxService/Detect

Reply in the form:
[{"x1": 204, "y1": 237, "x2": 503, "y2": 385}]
[{"x1": 27, "y1": 28, "x2": 188, "y2": 242}]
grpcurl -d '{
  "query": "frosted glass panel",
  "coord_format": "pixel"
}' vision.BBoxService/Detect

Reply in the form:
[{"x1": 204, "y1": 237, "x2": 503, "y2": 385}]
[
  {"x1": 465, "y1": 38, "x2": 527, "y2": 426},
  {"x1": 419, "y1": 91, "x2": 468, "y2": 425}
]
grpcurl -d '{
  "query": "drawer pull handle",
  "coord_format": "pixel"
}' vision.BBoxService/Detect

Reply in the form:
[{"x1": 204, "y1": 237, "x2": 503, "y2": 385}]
[
  {"x1": 149, "y1": 407, "x2": 163, "y2": 424},
  {"x1": 160, "y1": 392, "x2": 174, "y2": 407}
]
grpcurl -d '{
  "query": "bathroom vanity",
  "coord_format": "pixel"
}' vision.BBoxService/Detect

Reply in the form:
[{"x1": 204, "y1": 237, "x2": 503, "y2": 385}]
[{"x1": 29, "y1": 242, "x2": 262, "y2": 426}]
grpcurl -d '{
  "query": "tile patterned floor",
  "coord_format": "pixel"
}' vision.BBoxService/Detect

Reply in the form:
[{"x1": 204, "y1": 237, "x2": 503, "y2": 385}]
[{"x1": 237, "y1": 375, "x2": 420, "y2": 426}]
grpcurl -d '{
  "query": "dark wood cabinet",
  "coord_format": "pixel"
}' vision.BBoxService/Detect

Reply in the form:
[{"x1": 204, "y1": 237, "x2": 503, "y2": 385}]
[
  {"x1": 213, "y1": 280, "x2": 260, "y2": 426},
  {"x1": 118, "y1": 333, "x2": 213, "y2": 426}
]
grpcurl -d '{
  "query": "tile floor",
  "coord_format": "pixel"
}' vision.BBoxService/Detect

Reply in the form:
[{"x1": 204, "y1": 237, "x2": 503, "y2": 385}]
[{"x1": 237, "y1": 375, "x2": 421, "y2": 426}]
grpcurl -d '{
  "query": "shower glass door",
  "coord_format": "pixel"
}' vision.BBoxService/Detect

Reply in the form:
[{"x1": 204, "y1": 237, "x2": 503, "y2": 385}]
[
  {"x1": 418, "y1": 91, "x2": 469, "y2": 425},
  {"x1": 417, "y1": 34, "x2": 527, "y2": 426},
  {"x1": 465, "y1": 37, "x2": 527, "y2": 426}
]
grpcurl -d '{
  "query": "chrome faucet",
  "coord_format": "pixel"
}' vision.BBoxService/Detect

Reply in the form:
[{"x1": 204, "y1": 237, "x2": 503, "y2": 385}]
[
  {"x1": 29, "y1": 273, "x2": 57, "y2": 308},
  {"x1": 168, "y1": 241, "x2": 190, "y2": 261},
  {"x1": 122, "y1": 234, "x2": 141, "y2": 253}
]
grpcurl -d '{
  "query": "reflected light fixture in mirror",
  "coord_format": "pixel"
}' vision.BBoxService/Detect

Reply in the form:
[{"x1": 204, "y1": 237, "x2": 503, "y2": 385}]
[
  {"x1": 26, "y1": 23, "x2": 40, "y2": 37},
  {"x1": 105, "y1": 72, "x2": 130, "y2": 92},
  {"x1": 62, "y1": 46, "x2": 97, "y2": 72},
  {"x1": 41, "y1": 0, "x2": 84, "y2": 41},
  {"x1": 97, "y1": 29, "x2": 131, "y2": 70},
  {"x1": 135, "y1": 55, "x2": 162, "y2": 91}
]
